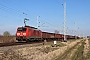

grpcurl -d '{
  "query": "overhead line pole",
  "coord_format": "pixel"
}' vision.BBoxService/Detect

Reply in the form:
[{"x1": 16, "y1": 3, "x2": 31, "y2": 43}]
[
  {"x1": 36, "y1": 16, "x2": 40, "y2": 28},
  {"x1": 63, "y1": 2, "x2": 67, "y2": 41},
  {"x1": 74, "y1": 22, "x2": 76, "y2": 39}
]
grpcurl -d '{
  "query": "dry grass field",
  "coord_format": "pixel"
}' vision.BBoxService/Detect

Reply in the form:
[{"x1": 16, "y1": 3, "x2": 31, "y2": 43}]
[
  {"x1": 0, "y1": 36, "x2": 16, "y2": 43},
  {"x1": 0, "y1": 38, "x2": 90, "y2": 60},
  {"x1": 0, "y1": 39, "x2": 83, "y2": 60}
]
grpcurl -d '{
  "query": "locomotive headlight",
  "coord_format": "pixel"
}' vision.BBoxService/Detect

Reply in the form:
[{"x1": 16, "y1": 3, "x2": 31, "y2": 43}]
[
  {"x1": 23, "y1": 33, "x2": 26, "y2": 36},
  {"x1": 17, "y1": 33, "x2": 20, "y2": 36}
]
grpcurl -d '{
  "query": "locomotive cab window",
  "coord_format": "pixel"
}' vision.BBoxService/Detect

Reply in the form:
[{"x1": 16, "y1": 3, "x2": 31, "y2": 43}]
[{"x1": 17, "y1": 27, "x2": 27, "y2": 31}]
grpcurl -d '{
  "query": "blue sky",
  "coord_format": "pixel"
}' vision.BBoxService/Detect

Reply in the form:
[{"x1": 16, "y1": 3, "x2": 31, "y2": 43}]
[{"x1": 0, "y1": 0, "x2": 90, "y2": 37}]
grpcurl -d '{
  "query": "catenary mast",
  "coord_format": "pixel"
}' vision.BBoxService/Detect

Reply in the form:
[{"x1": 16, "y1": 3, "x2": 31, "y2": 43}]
[{"x1": 64, "y1": 2, "x2": 67, "y2": 41}]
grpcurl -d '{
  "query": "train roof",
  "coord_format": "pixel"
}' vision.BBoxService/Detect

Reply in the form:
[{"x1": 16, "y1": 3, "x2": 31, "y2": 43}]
[
  {"x1": 42, "y1": 32, "x2": 64, "y2": 35},
  {"x1": 24, "y1": 26, "x2": 36, "y2": 29},
  {"x1": 25, "y1": 26, "x2": 41, "y2": 30}
]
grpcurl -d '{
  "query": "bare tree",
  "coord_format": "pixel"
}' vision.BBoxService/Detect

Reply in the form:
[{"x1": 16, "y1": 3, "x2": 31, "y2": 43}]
[
  {"x1": 3, "y1": 31, "x2": 11, "y2": 36},
  {"x1": 54, "y1": 30, "x2": 59, "y2": 34}
]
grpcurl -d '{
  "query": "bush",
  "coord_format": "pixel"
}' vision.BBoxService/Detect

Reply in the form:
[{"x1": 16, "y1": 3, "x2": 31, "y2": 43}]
[{"x1": 3, "y1": 31, "x2": 11, "y2": 36}]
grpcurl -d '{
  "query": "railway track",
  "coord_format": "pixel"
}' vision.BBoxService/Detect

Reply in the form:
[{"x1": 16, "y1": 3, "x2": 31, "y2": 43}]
[
  {"x1": 0, "y1": 39, "x2": 78, "y2": 47},
  {"x1": 0, "y1": 41, "x2": 44, "y2": 47},
  {"x1": 0, "y1": 41, "x2": 43, "y2": 52}
]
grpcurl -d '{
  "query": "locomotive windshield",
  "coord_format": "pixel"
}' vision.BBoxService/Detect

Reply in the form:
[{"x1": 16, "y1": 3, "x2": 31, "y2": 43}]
[{"x1": 17, "y1": 27, "x2": 27, "y2": 31}]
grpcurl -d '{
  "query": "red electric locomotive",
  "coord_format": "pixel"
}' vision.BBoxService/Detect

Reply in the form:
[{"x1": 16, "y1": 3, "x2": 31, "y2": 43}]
[{"x1": 16, "y1": 26, "x2": 42, "y2": 42}]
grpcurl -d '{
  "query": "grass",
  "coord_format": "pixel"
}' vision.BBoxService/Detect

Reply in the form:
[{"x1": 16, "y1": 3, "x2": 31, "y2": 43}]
[
  {"x1": 0, "y1": 49, "x2": 27, "y2": 60},
  {"x1": 86, "y1": 51, "x2": 90, "y2": 59},
  {"x1": 44, "y1": 41, "x2": 66, "y2": 47},
  {"x1": 36, "y1": 46, "x2": 58, "y2": 54},
  {"x1": 71, "y1": 40, "x2": 85, "y2": 60},
  {"x1": 36, "y1": 46, "x2": 52, "y2": 53},
  {"x1": 0, "y1": 40, "x2": 66, "y2": 60},
  {"x1": 1, "y1": 40, "x2": 82, "y2": 60},
  {"x1": 0, "y1": 36, "x2": 16, "y2": 43},
  {"x1": 54, "y1": 41, "x2": 80, "y2": 60},
  {"x1": 51, "y1": 43, "x2": 66, "y2": 47},
  {"x1": 42, "y1": 41, "x2": 66, "y2": 53},
  {"x1": 85, "y1": 38, "x2": 90, "y2": 59}
]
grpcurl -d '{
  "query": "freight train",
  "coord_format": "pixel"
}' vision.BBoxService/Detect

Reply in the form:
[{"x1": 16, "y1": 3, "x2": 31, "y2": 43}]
[{"x1": 16, "y1": 26, "x2": 79, "y2": 42}]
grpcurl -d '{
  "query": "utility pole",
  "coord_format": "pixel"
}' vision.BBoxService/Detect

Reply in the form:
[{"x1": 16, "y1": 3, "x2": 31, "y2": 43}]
[
  {"x1": 74, "y1": 22, "x2": 76, "y2": 39},
  {"x1": 63, "y1": 2, "x2": 67, "y2": 41},
  {"x1": 36, "y1": 16, "x2": 40, "y2": 28},
  {"x1": 83, "y1": 33, "x2": 84, "y2": 38},
  {"x1": 66, "y1": 27, "x2": 68, "y2": 34},
  {"x1": 78, "y1": 27, "x2": 79, "y2": 37}
]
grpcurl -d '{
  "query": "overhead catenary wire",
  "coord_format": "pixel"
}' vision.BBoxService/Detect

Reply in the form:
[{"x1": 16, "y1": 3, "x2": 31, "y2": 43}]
[
  {"x1": 2, "y1": 0, "x2": 37, "y2": 17},
  {"x1": 0, "y1": 4, "x2": 59, "y2": 32},
  {"x1": 0, "y1": 0, "x2": 39, "y2": 23},
  {"x1": 55, "y1": 0, "x2": 62, "y2": 5},
  {"x1": 0, "y1": 5, "x2": 24, "y2": 18},
  {"x1": 0, "y1": 14, "x2": 22, "y2": 22},
  {"x1": 0, "y1": 0, "x2": 65, "y2": 33},
  {"x1": 0, "y1": 3, "x2": 36, "y2": 24}
]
